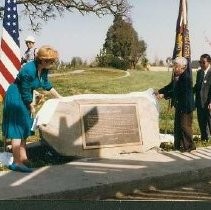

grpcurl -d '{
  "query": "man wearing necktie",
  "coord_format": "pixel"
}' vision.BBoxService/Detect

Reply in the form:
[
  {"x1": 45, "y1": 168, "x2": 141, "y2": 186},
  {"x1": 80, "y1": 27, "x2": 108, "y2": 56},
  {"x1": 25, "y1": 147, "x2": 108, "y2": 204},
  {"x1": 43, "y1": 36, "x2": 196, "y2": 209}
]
[{"x1": 194, "y1": 54, "x2": 211, "y2": 141}]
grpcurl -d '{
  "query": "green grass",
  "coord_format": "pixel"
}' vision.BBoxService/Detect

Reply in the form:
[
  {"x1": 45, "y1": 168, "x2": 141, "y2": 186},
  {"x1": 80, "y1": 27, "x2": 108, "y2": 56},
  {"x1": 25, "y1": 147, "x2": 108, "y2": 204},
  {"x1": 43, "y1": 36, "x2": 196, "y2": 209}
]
[
  {"x1": 50, "y1": 69, "x2": 172, "y2": 95},
  {"x1": 49, "y1": 68, "x2": 199, "y2": 134},
  {"x1": 0, "y1": 67, "x2": 206, "y2": 147}
]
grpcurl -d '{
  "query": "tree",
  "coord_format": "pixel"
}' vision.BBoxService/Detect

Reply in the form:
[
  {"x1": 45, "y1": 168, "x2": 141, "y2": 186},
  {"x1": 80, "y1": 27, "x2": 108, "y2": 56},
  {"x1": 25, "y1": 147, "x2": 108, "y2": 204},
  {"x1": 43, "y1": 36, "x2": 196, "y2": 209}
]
[
  {"x1": 98, "y1": 15, "x2": 146, "y2": 70},
  {"x1": 191, "y1": 60, "x2": 200, "y2": 69},
  {"x1": 71, "y1": 56, "x2": 83, "y2": 68},
  {"x1": 130, "y1": 39, "x2": 147, "y2": 69},
  {"x1": 0, "y1": 0, "x2": 131, "y2": 31},
  {"x1": 166, "y1": 57, "x2": 172, "y2": 66},
  {"x1": 141, "y1": 57, "x2": 149, "y2": 70},
  {"x1": 159, "y1": 59, "x2": 164, "y2": 66},
  {"x1": 166, "y1": 57, "x2": 173, "y2": 71}
]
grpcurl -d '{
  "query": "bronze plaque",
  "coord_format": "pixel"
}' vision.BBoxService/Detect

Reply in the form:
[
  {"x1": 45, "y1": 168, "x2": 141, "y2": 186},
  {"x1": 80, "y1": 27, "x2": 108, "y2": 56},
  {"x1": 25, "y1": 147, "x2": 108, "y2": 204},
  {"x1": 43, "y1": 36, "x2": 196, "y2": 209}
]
[{"x1": 80, "y1": 104, "x2": 141, "y2": 149}]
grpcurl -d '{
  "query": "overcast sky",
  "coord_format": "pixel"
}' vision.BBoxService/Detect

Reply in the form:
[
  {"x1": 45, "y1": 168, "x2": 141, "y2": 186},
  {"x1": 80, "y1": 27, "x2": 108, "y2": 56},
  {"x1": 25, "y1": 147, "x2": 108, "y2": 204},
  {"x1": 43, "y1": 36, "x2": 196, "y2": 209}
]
[{"x1": 3, "y1": 0, "x2": 211, "y2": 63}]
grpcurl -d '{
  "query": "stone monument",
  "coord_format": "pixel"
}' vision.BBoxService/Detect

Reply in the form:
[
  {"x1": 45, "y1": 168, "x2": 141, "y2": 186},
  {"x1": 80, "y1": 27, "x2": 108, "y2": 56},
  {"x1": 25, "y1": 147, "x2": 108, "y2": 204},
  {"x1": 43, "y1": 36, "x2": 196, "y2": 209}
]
[{"x1": 36, "y1": 89, "x2": 160, "y2": 158}]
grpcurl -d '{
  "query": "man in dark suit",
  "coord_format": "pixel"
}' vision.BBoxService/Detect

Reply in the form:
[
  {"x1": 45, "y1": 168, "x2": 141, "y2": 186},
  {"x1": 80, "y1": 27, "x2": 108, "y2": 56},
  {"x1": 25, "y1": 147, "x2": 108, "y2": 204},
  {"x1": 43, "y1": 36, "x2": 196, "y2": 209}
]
[
  {"x1": 155, "y1": 57, "x2": 195, "y2": 152},
  {"x1": 194, "y1": 54, "x2": 211, "y2": 141}
]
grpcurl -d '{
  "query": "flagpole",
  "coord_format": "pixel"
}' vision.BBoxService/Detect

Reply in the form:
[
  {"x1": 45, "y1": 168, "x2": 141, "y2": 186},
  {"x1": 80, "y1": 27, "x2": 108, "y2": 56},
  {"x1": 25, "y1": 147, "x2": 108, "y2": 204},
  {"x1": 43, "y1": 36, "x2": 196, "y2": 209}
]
[{"x1": 164, "y1": 0, "x2": 191, "y2": 134}]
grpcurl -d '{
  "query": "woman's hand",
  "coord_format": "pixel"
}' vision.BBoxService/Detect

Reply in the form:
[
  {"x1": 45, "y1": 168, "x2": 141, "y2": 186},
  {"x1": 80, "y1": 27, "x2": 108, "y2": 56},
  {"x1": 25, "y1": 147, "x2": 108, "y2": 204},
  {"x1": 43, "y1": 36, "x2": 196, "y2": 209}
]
[
  {"x1": 49, "y1": 88, "x2": 62, "y2": 98},
  {"x1": 35, "y1": 94, "x2": 45, "y2": 105},
  {"x1": 29, "y1": 103, "x2": 36, "y2": 116}
]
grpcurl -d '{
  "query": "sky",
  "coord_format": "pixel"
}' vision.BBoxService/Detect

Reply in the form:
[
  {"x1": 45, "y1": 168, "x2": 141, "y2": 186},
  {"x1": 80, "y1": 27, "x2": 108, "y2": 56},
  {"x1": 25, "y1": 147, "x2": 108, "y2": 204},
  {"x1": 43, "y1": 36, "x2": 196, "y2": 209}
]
[{"x1": 3, "y1": 0, "x2": 211, "y2": 63}]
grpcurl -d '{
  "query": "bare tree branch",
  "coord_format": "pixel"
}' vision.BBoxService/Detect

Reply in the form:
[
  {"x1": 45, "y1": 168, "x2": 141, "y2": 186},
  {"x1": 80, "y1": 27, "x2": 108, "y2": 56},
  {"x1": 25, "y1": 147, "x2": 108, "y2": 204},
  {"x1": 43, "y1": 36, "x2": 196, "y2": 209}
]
[{"x1": 0, "y1": 0, "x2": 132, "y2": 31}]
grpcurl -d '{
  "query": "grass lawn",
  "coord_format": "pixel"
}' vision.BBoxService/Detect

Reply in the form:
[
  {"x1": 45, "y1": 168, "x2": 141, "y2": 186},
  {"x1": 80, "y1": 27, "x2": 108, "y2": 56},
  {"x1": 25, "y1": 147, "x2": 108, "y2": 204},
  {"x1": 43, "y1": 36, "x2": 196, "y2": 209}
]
[{"x1": 0, "y1": 67, "x2": 208, "y2": 150}]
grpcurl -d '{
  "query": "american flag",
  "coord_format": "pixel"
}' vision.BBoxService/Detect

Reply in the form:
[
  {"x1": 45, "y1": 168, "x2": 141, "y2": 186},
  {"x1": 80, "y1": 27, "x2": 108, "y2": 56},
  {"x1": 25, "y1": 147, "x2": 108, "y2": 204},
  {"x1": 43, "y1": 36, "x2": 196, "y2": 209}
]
[{"x1": 0, "y1": 0, "x2": 21, "y2": 101}]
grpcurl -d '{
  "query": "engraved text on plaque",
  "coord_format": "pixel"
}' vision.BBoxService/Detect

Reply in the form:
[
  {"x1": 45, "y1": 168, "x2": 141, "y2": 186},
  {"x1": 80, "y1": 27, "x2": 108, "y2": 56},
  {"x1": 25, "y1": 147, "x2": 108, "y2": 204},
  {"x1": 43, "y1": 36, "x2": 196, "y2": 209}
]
[{"x1": 80, "y1": 104, "x2": 141, "y2": 149}]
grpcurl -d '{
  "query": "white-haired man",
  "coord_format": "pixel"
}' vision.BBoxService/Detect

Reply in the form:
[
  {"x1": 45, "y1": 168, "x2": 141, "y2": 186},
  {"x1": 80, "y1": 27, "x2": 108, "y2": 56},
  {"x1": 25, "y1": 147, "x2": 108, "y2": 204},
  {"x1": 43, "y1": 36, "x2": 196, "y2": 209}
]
[{"x1": 155, "y1": 57, "x2": 196, "y2": 152}]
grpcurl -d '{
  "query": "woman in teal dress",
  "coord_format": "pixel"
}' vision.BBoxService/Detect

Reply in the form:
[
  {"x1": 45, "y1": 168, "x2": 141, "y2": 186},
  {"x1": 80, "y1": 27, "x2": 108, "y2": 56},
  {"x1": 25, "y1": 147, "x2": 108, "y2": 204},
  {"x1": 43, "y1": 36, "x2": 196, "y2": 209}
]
[{"x1": 2, "y1": 45, "x2": 62, "y2": 173}]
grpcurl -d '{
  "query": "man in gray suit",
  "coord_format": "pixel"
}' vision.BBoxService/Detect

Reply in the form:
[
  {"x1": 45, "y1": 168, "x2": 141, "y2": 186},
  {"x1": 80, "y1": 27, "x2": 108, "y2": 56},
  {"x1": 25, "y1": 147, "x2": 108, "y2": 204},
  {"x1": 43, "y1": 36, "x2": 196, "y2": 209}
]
[{"x1": 194, "y1": 54, "x2": 211, "y2": 141}]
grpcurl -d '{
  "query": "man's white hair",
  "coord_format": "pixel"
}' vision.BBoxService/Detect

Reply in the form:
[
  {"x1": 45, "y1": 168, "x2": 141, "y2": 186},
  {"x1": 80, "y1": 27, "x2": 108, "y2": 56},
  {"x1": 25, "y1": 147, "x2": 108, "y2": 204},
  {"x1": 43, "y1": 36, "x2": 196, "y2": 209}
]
[{"x1": 173, "y1": 57, "x2": 187, "y2": 67}]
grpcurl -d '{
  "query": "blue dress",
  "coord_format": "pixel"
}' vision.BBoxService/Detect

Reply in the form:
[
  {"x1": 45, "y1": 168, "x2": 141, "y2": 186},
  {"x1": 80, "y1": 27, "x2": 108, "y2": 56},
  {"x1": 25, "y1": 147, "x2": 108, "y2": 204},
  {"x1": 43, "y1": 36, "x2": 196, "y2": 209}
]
[{"x1": 2, "y1": 60, "x2": 53, "y2": 139}]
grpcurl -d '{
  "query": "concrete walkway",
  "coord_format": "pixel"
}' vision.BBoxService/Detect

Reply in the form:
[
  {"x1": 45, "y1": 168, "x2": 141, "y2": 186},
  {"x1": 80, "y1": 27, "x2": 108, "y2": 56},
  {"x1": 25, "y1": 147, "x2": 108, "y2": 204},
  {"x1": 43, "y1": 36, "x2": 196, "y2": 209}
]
[{"x1": 0, "y1": 146, "x2": 211, "y2": 200}]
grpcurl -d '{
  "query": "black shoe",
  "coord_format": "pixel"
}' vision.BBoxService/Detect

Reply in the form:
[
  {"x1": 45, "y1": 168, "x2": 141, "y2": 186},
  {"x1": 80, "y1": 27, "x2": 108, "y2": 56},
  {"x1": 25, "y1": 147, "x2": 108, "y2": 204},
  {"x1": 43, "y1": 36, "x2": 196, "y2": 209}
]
[
  {"x1": 173, "y1": 146, "x2": 181, "y2": 151},
  {"x1": 179, "y1": 147, "x2": 186, "y2": 153},
  {"x1": 180, "y1": 145, "x2": 196, "y2": 153},
  {"x1": 186, "y1": 146, "x2": 196, "y2": 153}
]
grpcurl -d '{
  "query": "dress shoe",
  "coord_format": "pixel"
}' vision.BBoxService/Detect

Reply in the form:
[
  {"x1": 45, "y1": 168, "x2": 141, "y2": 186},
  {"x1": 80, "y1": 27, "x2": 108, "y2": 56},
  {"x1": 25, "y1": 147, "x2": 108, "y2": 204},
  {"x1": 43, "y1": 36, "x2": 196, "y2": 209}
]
[
  {"x1": 187, "y1": 146, "x2": 196, "y2": 152},
  {"x1": 179, "y1": 148, "x2": 186, "y2": 153},
  {"x1": 180, "y1": 145, "x2": 196, "y2": 153},
  {"x1": 173, "y1": 146, "x2": 181, "y2": 151}
]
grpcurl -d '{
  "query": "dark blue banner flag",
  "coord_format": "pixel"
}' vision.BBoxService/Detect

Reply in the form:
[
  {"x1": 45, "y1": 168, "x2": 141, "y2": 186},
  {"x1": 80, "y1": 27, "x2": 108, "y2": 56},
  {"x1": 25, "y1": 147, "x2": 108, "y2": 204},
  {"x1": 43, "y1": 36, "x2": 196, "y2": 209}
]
[{"x1": 173, "y1": 0, "x2": 192, "y2": 77}]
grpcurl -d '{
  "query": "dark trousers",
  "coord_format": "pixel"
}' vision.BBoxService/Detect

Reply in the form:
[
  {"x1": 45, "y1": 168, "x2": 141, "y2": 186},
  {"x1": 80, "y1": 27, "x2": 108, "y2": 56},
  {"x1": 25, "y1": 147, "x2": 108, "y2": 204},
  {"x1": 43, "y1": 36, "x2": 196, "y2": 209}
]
[
  {"x1": 174, "y1": 109, "x2": 194, "y2": 150},
  {"x1": 197, "y1": 106, "x2": 211, "y2": 140}
]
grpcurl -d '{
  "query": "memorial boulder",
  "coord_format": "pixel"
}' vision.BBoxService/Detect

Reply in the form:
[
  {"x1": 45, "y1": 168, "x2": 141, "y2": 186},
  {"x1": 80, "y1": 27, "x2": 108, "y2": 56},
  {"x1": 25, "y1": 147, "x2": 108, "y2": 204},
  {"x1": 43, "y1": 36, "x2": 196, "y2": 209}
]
[{"x1": 37, "y1": 89, "x2": 160, "y2": 158}]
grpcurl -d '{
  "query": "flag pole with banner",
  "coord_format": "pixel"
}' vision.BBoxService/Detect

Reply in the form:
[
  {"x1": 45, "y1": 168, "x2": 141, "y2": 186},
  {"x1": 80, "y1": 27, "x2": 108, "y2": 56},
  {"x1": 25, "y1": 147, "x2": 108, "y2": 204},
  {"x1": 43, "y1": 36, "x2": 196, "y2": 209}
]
[
  {"x1": 0, "y1": 0, "x2": 21, "y2": 102},
  {"x1": 173, "y1": 0, "x2": 192, "y2": 76},
  {"x1": 164, "y1": 0, "x2": 192, "y2": 134}
]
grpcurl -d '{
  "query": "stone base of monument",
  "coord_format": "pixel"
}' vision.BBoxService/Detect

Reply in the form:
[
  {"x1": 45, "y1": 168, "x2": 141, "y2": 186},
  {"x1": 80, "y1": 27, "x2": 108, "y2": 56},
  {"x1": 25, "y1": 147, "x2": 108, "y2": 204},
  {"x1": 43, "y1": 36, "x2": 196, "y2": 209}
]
[{"x1": 37, "y1": 89, "x2": 160, "y2": 158}]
